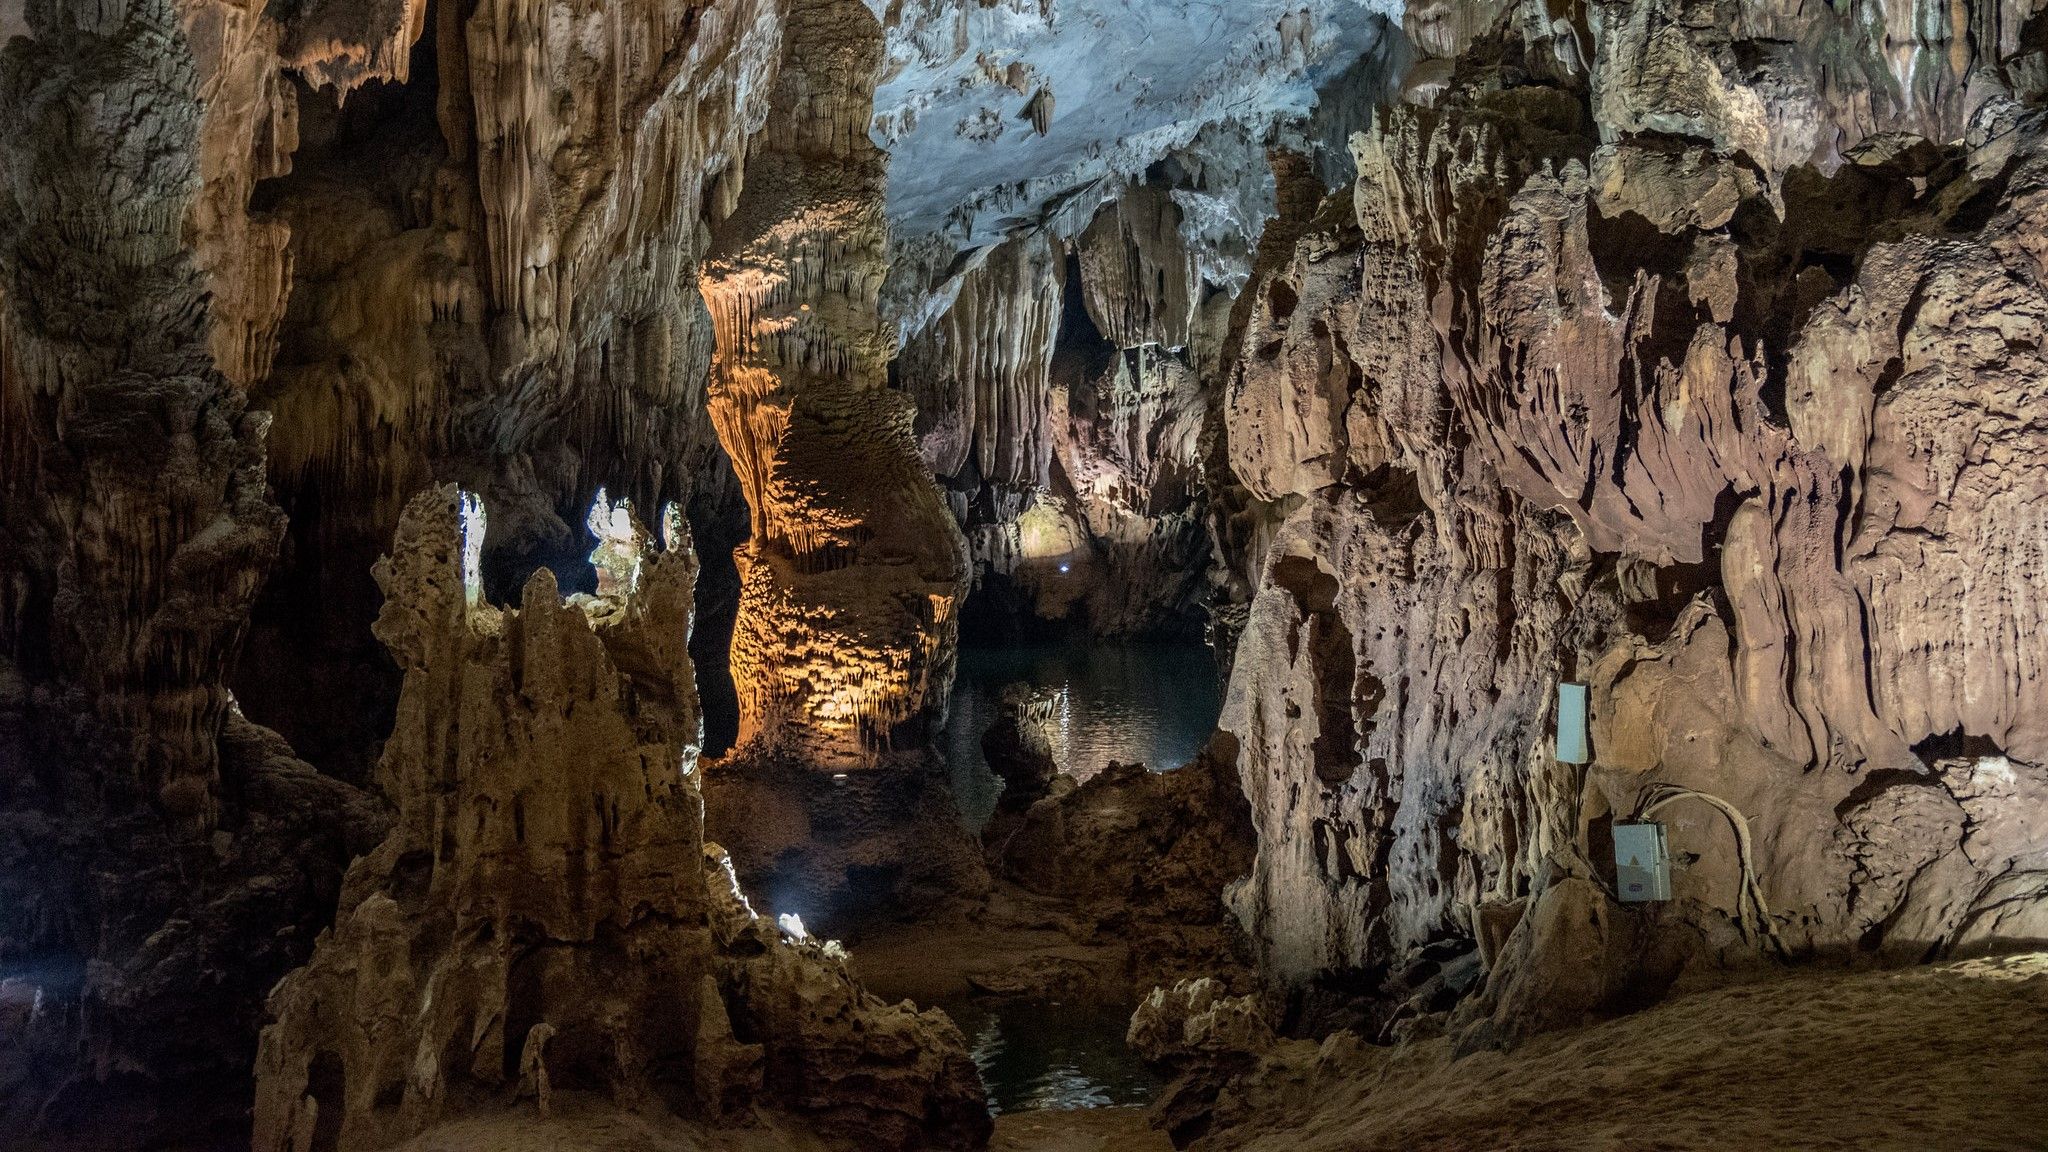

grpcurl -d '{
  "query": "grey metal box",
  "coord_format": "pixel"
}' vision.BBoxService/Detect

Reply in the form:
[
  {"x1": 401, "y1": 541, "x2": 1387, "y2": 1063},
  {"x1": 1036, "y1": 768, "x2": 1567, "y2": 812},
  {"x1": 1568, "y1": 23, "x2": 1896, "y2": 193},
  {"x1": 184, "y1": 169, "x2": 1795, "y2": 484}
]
[
  {"x1": 1556, "y1": 682, "x2": 1590, "y2": 764},
  {"x1": 1613, "y1": 821, "x2": 1671, "y2": 903}
]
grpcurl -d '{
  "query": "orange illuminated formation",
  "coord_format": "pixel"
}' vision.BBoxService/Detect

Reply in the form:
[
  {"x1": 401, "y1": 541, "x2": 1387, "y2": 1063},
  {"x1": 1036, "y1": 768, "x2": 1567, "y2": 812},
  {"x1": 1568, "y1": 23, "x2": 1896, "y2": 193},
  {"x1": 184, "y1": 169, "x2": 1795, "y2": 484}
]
[{"x1": 699, "y1": 0, "x2": 967, "y2": 768}]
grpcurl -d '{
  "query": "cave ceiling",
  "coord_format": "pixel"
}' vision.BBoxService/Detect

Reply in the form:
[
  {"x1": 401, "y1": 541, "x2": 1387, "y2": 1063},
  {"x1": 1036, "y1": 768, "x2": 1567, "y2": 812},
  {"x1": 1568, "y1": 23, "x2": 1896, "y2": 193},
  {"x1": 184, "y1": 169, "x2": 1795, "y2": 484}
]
[{"x1": 872, "y1": 0, "x2": 1397, "y2": 262}]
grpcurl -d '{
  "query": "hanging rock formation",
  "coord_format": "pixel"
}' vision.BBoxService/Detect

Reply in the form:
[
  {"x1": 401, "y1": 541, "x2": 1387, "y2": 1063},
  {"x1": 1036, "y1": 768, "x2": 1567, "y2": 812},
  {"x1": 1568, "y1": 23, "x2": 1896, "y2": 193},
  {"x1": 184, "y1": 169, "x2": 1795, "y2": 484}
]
[
  {"x1": 1076, "y1": 183, "x2": 1202, "y2": 353},
  {"x1": 238, "y1": 0, "x2": 784, "y2": 780},
  {"x1": 1217, "y1": 0, "x2": 2048, "y2": 1039},
  {"x1": 898, "y1": 183, "x2": 1226, "y2": 637},
  {"x1": 701, "y1": 0, "x2": 969, "y2": 766},
  {"x1": 901, "y1": 231, "x2": 1066, "y2": 497},
  {"x1": 251, "y1": 486, "x2": 988, "y2": 1151},
  {"x1": 0, "y1": 0, "x2": 284, "y2": 864},
  {"x1": 7, "y1": 0, "x2": 2048, "y2": 1143}
]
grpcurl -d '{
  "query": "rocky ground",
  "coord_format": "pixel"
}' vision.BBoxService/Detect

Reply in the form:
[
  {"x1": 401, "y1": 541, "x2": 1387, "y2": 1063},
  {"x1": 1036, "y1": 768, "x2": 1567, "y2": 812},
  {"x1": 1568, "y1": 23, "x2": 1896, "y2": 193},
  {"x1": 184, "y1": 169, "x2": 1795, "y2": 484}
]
[
  {"x1": 1190, "y1": 953, "x2": 2048, "y2": 1151},
  {"x1": 333, "y1": 1098, "x2": 1172, "y2": 1152},
  {"x1": 846, "y1": 734, "x2": 1257, "y2": 1012},
  {"x1": 990, "y1": 1107, "x2": 1171, "y2": 1152}
]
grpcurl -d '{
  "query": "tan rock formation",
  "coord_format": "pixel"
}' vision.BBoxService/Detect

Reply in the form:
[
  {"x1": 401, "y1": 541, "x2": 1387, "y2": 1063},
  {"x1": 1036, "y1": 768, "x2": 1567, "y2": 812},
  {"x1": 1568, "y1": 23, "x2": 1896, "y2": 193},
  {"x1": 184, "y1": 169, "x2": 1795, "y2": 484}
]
[
  {"x1": 900, "y1": 188, "x2": 1221, "y2": 636},
  {"x1": 1127, "y1": 978, "x2": 1274, "y2": 1065},
  {"x1": 1218, "y1": 6, "x2": 2048, "y2": 1039},
  {"x1": 700, "y1": 0, "x2": 968, "y2": 766},
  {"x1": 1048, "y1": 338, "x2": 1215, "y2": 634},
  {"x1": 989, "y1": 736, "x2": 1256, "y2": 999},
  {"x1": 251, "y1": 485, "x2": 988, "y2": 1151},
  {"x1": 902, "y1": 231, "x2": 1067, "y2": 492},
  {"x1": 240, "y1": 0, "x2": 784, "y2": 779},
  {"x1": 1077, "y1": 182, "x2": 1202, "y2": 353}
]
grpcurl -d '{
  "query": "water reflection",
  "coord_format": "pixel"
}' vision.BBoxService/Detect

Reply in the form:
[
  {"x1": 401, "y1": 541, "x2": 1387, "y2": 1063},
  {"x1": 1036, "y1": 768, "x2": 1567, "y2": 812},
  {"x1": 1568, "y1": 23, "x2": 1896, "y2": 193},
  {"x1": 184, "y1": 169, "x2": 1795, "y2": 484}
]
[
  {"x1": 944, "y1": 637, "x2": 1223, "y2": 830},
  {"x1": 945, "y1": 997, "x2": 1160, "y2": 1115}
]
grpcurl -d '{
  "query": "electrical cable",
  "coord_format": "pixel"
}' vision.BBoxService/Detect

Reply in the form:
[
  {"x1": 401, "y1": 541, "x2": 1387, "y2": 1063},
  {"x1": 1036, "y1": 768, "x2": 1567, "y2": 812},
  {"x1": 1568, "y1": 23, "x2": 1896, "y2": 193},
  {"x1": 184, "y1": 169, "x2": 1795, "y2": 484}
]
[{"x1": 1632, "y1": 784, "x2": 1791, "y2": 958}]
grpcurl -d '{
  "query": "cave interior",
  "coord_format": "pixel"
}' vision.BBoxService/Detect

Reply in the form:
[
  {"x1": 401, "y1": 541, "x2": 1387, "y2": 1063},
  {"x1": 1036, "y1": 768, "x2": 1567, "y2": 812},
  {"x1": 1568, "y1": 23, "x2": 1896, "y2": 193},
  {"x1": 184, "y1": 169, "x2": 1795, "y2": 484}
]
[{"x1": 2, "y1": 0, "x2": 2048, "y2": 1148}]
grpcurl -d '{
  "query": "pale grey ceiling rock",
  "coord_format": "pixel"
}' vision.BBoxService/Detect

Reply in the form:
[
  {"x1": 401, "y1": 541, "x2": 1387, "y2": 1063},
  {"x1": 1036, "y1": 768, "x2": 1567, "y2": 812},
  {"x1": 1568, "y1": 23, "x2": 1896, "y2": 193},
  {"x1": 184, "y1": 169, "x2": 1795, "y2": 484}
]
[{"x1": 873, "y1": 0, "x2": 1403, "y2": 249}]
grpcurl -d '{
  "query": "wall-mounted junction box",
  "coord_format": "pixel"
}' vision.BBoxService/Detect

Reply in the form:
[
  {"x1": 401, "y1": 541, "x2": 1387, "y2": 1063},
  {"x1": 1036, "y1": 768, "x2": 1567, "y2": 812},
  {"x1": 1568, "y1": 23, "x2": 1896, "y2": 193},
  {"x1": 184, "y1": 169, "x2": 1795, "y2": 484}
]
[
  {"x1": 1613, "y1": 821, "x2": 1671, "y2": 903},
  {"x1": 1556, "y1": 682, "x2": 1590, "y2": 764}
]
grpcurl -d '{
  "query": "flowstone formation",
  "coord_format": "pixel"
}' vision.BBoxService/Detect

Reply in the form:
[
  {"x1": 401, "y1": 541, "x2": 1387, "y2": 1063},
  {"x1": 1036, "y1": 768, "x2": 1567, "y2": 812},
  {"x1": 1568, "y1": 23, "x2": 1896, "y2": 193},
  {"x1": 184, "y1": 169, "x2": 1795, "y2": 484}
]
[
  {"x1": 6, "y1": 0, "x2": 2048, "y2": 1143},
  {"x1": 876, "y1": 0, "x2": 1413, "y2": 639},
  {"x1": 252, "y1": 486, "x2": 988, "y2": 1151},
  {"x1": 700, "y1": 0, "x2": 969, "y2": 767},
  {"x1": 1217, "y1": 0, "x2": 2048, "y2": 1041}
]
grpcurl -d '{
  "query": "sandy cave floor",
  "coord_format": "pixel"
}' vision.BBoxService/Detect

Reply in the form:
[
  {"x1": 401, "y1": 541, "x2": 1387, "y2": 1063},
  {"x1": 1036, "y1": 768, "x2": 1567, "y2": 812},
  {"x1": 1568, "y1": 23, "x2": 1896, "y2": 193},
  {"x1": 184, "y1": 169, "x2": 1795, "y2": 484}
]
[
  {"x1": 991, "y1": 1106, "x2": 1171, "y2": 1151},
  {"x1": 1211, "y1": 952, "x2": 2048, "y2": 1152}
]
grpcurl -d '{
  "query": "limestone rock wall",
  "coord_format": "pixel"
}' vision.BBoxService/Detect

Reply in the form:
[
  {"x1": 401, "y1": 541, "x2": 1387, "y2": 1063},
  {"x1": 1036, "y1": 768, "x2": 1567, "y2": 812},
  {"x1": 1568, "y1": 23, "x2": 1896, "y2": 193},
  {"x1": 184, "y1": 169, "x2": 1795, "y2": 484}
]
[
  {"x1": 1219, "y1": 0, "x2": 2048, "y2": 1029},
  {"x1": 902, "y1": 230, "x2": 1067, "y2": 491},
  {"x1": 252, "y1": 486, "x2": 988, "y2": 1150},
  {"x1": 0, "y1": 0, "x2": 390, "y2": 1135},
  {"x1": 0, "y1": 0, "x2": 285, "y2": 848},
  {"x1": 998, "y1": 736, "x2": 1256, "y2": 938},
  {"x1": 240, "y1": 0, "x2": 784, "y2": 779}
]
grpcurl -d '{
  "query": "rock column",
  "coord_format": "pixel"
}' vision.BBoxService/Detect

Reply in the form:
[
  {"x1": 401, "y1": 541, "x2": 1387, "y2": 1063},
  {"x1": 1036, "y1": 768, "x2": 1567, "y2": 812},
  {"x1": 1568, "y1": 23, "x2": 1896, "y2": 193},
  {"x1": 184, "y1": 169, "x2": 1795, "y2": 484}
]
[{"x1": 701, "y1": 0, "x2": 968, "y2": 767}]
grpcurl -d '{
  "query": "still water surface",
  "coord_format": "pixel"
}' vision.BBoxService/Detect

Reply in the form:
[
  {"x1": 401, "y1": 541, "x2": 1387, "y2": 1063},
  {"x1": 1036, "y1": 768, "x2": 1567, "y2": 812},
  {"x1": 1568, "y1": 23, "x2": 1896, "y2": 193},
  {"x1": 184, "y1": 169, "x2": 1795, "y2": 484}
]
[
  {"x1": 944, "y1": 637, "x2": 1223, "y2": 830},
  {"x1": 942, "y1": 997, "x2": 1161, "y2": 1115}
]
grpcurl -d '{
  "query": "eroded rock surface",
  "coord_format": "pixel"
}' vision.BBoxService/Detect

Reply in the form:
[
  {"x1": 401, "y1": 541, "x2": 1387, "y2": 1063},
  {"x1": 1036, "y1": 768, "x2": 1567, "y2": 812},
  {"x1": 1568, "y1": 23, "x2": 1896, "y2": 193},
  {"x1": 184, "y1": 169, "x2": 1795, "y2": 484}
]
[
  {"x1": 0, "y1": 1, "x2": 386, "y2": 1136},
  {"x1": 1217, "y1": 1, "x2": 2048, "y2": 1042},
  {"x1": 992, "y1": 737, "x2": 1257, "y2": 998},
  {"x1": 7, "y1": 0, "x2": 2048, "y2": 1143},
  {"x1": 252, "y1": 486, "x2": 988, "y2": 1151},
  {"x1": 901, "y1": 188, "x2": 1226, "y2": 638}
]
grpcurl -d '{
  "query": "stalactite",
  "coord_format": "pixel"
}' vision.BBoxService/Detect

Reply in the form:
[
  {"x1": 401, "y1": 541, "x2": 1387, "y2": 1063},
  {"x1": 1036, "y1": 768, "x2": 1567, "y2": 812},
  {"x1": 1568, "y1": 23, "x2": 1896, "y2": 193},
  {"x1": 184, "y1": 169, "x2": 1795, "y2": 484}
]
[
  {"x1": 241, "y1": 0, "x2": 786, "y2": 777},
  {"x1": 1076, "y1": 181, "x2": 1203, "y2": 351},
  {"x1": 900, "y1": 230, "x2": 1067, "y2": 487},
  {"x1": 280, "y1": 0, "x2": 430, "y2": 92}
]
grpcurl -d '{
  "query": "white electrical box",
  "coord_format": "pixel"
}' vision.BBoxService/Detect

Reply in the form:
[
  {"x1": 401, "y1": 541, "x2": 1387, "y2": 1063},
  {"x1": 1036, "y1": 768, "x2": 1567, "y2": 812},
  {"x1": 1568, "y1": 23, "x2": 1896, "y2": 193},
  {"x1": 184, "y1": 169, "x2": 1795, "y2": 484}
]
[
  {"x1": 1613, "y1": 821, "x2": 1671, "y2": 903},
  {"x1": 1556, "y1": 682, "x2": 1590, "y2": 764}
]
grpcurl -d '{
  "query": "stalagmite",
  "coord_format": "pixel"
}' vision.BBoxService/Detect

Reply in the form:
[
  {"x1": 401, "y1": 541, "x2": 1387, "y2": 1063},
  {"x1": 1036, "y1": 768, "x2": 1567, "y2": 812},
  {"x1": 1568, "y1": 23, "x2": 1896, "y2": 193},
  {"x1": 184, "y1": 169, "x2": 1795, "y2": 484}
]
[
  {"x1": 4, "y1": 0, "x2": 2048, "y2": 1146},
  {"x1": 241, "y1": 0, "x2": 782, "y2": 779},
  {"x1": 250, "y1": 486, "x2": 988, "y2": 1151}
]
